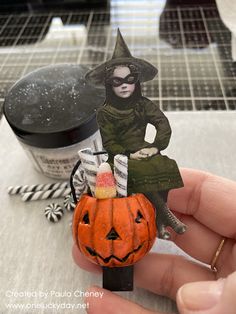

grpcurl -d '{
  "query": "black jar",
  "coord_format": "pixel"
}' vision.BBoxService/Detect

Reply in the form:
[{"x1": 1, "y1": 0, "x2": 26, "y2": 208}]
[{"x1": 4, "y1": 64, "x2": 105, "y2": 179}]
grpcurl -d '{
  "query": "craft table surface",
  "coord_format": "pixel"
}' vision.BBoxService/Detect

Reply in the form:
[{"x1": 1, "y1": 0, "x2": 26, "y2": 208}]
[{"x1": 1, "y1": 111, "x2": 236, "y2": 314}]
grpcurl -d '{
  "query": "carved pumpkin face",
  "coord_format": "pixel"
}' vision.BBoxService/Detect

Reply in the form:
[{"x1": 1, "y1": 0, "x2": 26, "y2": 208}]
[{"x1": 73, "y1": 193, "x2": 156, "y2": 267}]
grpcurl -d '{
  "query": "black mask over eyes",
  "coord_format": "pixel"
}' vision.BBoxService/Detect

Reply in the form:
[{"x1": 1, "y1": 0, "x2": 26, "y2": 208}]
[{"x1": 106, "y1": 72, "x2": 140, "y2": 87}]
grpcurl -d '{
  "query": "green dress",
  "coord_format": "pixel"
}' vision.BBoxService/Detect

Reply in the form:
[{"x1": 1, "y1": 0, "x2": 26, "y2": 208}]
[{"x1": 97, "y1": 96, "x2": 183, "y2": 194}]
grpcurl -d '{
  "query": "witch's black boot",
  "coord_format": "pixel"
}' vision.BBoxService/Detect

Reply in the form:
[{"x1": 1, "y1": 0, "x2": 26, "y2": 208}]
[
  {"x1": 145, "y1": 192, "x2": 186, "y2": 239},
  {"x1": 161, "y1": 203, "x2": 186, "y2": 234}
]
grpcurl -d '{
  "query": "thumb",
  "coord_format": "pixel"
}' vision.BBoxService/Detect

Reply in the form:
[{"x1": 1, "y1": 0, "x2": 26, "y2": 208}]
[
  {"x1": 85, "y1": 286, "x2": 161, "y2": 314},
  {"x1": 177, "y1": 272, "x2": 236, "y2": 314}
]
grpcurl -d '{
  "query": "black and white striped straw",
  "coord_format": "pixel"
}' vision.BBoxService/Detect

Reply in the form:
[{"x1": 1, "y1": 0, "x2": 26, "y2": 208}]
[
  {"x1": 8, "y1": 181, "x2": 69, "y2": 195},
  {"x1": 114, "y1": 154, "x2": 128, "y2": 197},
  {"x1": 78, "y1": 148, "x2": 98, "y2": 196},
  {"x1": 72, "y1": 163, "x2": 88, "y2": 201},
  {"x1": 22, "y1": 187, "x2": 71, "y2": 202}
]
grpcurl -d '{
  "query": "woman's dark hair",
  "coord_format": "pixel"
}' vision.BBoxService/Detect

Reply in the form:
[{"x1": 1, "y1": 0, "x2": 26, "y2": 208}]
[{"x1": 105, "y1": 63, "x2": 139, "y2": 80}]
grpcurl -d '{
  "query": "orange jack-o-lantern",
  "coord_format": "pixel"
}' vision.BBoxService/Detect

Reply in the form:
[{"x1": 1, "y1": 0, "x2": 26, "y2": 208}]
[{"x1": 72, "y1": 193, "x2": 157, "y2": 267}]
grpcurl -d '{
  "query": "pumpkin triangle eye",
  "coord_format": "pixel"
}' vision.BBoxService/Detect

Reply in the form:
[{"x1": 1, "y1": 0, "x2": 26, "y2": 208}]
[
  {"x1": 106, "y1": 227, "x2": 120, "y2": 240},
  {"x1": 135, "y1": 210, "x2": 144, "y2": 223},
  {"x1": 82, "y1": 212, "x2": 90, "y2": 224}
]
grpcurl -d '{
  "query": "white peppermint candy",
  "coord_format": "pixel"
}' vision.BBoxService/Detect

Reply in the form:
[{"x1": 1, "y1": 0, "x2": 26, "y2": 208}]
[
  {"x1": 44, "y1": 203, "x2": 64, "y2": 223},
  {"x1": 64, "y1": 194, "x2": 76, "y2": 212}
]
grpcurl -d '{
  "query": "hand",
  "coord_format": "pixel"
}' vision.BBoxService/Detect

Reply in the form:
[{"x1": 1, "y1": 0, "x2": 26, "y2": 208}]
[
  {"x1": 140, "y1": 147, "x2": 158, "y2": 157},
  {"x1": 72, "y1": 168, "x2": 236, "y2": 314},
  {"x1": 130, "y1": 147, "x2": 158, "y2": 160}
]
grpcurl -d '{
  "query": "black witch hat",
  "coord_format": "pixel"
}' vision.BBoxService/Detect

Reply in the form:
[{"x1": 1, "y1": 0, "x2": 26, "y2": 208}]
[{"x1": 85, "y1": 29, "x2": 158, "y2": 88}]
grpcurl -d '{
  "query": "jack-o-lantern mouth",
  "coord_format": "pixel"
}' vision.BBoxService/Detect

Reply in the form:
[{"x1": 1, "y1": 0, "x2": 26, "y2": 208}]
[{"x1": 85, "y1": 244, "x2": 143, "y2": 263}]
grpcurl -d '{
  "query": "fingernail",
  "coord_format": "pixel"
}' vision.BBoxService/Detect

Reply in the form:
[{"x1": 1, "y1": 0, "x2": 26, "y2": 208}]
[{"x1": 178, "y1": 279, "x2": 224, "y2": 312}]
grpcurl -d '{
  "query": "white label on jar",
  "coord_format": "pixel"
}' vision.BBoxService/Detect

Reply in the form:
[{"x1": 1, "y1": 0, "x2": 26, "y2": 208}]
[
  {"x1": 32, "y1": 153, "x2": 80, "y2": 179},
  {"x1": 20, "y1": 130, "x2": 103, "y2": 179}
]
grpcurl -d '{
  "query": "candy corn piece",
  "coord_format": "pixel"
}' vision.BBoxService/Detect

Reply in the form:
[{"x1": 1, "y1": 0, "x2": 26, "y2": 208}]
[{"x1": 95, "y1": 163, "x2": 117, "y2": 199}]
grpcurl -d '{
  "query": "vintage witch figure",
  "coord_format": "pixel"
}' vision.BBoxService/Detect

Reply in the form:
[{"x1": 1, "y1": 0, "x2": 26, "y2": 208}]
[{"x1": 85, "y1": 29, "x2": 186, "y2": 240}]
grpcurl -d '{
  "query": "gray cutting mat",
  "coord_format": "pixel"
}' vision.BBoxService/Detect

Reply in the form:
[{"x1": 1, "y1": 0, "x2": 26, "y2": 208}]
[{"x1": 0, "y1": 3, "x2": 235, "y2": 114}]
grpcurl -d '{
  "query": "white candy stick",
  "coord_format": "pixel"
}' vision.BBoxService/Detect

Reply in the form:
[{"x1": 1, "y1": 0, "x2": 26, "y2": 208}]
[
  {"x1": 8, "y1": 181, "x2": 69, "y2": 195},
  {"x1": 114, "y1": 154, "x2": 128, "y2": 197},
  {"x1": 22, "y1": 187, "x2": 71, "y2": 202},
  {"x1": 78, "y1": 148, "x2": 98, "y2": 196}
]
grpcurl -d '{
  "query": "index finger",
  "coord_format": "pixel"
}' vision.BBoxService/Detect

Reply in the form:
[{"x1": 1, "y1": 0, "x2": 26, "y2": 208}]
[{"x1": 168, "y1": 168, "x2": 236, "y2": 240}]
